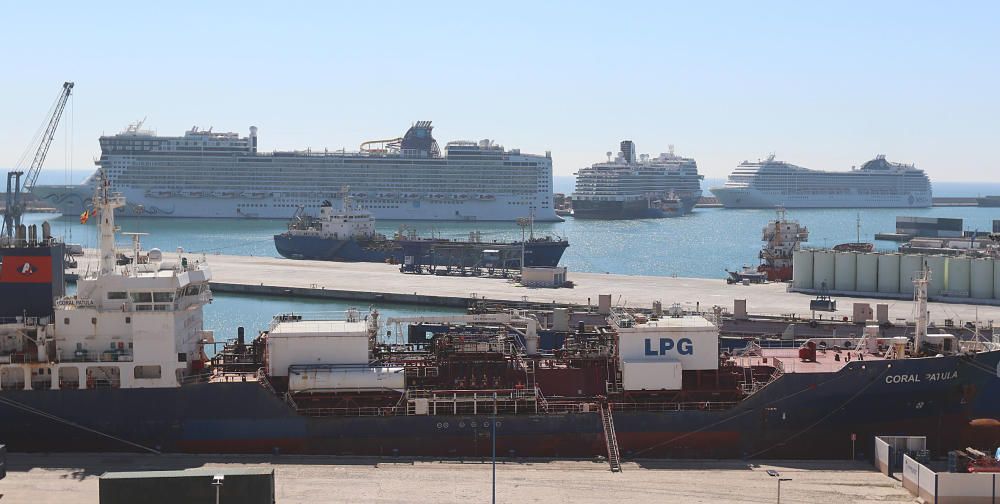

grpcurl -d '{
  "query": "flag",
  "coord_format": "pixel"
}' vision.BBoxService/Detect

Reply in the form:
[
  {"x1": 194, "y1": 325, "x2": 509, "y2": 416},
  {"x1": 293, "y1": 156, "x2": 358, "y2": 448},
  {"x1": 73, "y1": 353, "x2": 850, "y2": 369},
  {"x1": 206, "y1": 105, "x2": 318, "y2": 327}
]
[{"x1": 79, "y1": 210, "x2": 89, "y2": 224}]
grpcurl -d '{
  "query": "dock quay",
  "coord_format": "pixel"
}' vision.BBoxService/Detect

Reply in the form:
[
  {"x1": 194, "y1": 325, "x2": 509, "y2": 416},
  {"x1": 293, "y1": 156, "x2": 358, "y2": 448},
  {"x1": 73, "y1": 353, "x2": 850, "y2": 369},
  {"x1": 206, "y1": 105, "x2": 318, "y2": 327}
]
[{"x1": 70, "y1": 250, "x2": 1000, "y2": 324}]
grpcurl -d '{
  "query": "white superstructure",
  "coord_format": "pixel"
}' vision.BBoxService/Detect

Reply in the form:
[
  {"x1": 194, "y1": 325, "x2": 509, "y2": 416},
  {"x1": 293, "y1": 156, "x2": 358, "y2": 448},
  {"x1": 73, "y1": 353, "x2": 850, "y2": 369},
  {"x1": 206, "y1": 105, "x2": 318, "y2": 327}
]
[
  {"x1": 572, "y1": 141, "x2": 703, "y2": 215},
  {"x1": 31, "y1": 121, "x2": 559, "y2": 221},
  {"x1": 0, "y1": 173, "x2": 213, "y2": 391},
  {"x1": 710, "y1": 154, "x2": 932, "y2": 208}
]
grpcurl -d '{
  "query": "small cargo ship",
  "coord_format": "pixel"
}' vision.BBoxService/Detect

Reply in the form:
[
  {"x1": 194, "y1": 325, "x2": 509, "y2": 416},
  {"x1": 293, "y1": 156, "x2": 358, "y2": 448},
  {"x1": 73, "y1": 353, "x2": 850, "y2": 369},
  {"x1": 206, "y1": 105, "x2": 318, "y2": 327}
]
[
  {"x1": 757, "y1": 209, "x2": 809, "y2": 281},
  {"x1": 273, "y1": 196, "x2": 568, "y2": 269}
]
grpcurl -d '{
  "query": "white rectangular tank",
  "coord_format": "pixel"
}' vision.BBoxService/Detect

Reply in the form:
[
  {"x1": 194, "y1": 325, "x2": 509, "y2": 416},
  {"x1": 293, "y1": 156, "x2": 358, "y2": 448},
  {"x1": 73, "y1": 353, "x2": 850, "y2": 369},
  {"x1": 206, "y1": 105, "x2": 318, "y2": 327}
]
[
  {"x1": 834, "y1": 252, "x2": 857, "y2": 292},
  {"x1": 266, "y1": 320, "x2": 370, "y2": 377},
  {"x1": 925, "y1": 255, "x2": 947, "y2": 296},
  {"x1": 622, "y1": 360, "x2": 683, "y2": 391},
  {"x1": 616, "y1": 315, "x2": 718, "y2": 371},
  {"x1": 792, "y1": 250, "x2": 814, "y2": 290},
  {"x1": 970, "y1": 258, "x2": 994, "y2": 299},
  {"x1": 288, "y1": 366, "x2": 405, "y2": 393},
  {"x1": 856, "y1": 253, "x2": 879, "y2": 293},
  {"x1": 945, "y1": 257, "x2": 971, "y2": 296},
  {"x1": 898, "y1": 254, "x2": 925, "y2": 295},
  {"x1": 877, "y1": 254, "x2": 901, "y2": 294},
  {"x1": 813, "y1": 250, "x2": 836, "y2": 291}
]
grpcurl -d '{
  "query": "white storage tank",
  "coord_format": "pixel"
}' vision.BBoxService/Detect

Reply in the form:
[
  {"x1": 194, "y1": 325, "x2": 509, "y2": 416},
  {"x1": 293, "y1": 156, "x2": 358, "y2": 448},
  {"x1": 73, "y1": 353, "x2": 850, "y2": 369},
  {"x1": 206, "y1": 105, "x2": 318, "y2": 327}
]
[
  {"x1": 994, "y1": 259, "x2": 1000, "y2": 300},
  {"x1": 813, "y1": 250, "x2": 836, "y2": 291},
  {"x1": 898, "y1": 254, "x2": 925, "y2": 295},
  {"x1": 970, "y1": 258, "x2": 994, "y2": 299},
  {"x1": 877, "y1": 254, "x2": 901, "y2": 294},
  {"x1": 945, "y1": 256, "x2": 971, "y2": 297},
  {"x1": 856, "y1": 253, "x2": 879, "y2": 293},
  {"x1": 266, "y1": 319, "x2": 371, "y2": 377},
  {"x1": 792, "y1": 250, "x2": 814, "y2": 290},
  {"x1": 288, "y1": 366, "x2": 405, "y2": 393},
  {"x1": 834, "y1": 252, "x2": 857, "y2": 292},
  {"x1": 924, "y1": 255, "x2": 947, "y2": 296}
]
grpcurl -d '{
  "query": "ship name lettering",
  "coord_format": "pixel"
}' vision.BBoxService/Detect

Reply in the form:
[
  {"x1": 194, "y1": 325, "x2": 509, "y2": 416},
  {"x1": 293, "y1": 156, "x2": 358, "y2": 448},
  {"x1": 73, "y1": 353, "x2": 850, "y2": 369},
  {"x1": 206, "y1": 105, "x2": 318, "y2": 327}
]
[
  {"x1": 924, "y1": 371, "x2": 958, "y2": 382},
  {"x1": 884, "y1": 374, "x2": 920, "y2": 384},
  {"x1": 644, "y1": 338, "x2": 694, "y2": 356}
]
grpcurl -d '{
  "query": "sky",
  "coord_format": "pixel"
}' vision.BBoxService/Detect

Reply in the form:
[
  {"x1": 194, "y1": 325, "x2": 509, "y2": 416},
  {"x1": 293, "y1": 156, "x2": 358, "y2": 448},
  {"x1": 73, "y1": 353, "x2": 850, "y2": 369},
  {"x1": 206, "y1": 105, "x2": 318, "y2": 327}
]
[{"x1": 1, "y1": 1, "x2": 997, "y2": 182}]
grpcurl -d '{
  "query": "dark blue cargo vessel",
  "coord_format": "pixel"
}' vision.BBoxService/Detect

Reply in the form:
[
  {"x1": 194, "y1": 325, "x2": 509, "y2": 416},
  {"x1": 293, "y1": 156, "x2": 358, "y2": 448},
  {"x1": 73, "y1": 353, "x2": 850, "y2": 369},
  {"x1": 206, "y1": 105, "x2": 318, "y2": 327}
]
[{"x1": 273, "y1": 199, "x2": 568, "y2": 268}]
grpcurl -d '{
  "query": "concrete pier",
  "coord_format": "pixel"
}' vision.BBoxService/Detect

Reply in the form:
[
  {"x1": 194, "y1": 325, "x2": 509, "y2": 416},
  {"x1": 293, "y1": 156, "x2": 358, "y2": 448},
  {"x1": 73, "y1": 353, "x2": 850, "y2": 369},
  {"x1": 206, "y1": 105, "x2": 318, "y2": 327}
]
[{"x1": 71, "y1": 251, "x2": 1000, "y2": 324}]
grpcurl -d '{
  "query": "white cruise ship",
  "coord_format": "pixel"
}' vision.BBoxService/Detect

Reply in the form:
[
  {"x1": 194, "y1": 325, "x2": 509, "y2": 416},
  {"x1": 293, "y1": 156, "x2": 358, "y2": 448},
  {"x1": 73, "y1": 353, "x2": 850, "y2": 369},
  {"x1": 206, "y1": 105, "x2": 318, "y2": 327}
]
[
  {"x1": 710, "y1": 154, "x2": 932, "y2": 209},
  {"x1": 31, "y1": 121, "x2": 559, "y2": 221},
  {"x1": 571, "y1": 141, "x2": 702, "y2": 219}
]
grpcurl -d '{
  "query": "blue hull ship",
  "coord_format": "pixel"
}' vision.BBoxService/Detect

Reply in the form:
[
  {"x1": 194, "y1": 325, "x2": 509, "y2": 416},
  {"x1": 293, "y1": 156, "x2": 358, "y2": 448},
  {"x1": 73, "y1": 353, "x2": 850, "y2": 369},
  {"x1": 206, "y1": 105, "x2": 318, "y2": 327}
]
[{"x1": 272, "y1": 198, "x2": 567, "y2": 268}]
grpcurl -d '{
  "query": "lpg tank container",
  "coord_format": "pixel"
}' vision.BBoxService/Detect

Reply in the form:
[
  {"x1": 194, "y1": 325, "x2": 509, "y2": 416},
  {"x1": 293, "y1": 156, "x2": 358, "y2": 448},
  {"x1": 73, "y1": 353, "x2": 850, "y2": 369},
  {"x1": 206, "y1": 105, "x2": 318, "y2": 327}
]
[
  {"x1": 898, "y1": 254, "x2": 925, "y2": 295},
  {"x1": 970, "y1": 258, "x2": 994, "y2": 299},
  {"x1": 945, "y1": 256, "x2": 971, "y2": 297},
  {"x1": 877, "y1": 254, "x2": 900, "y2": 294},
  {"x1": 924, "y1": 255, "x2": 946, "y2": 296},
  {"x1": 856, "y1": 253, "x2": 878, "y2": 293},
  {"x1": 833, "y1": 252, "x2": 856, "y2": 292},
  {"x1": 792, "y1": 250, "x2": 814, "y2": 290},
  {"x1": 812, "y1": 250, "x2": 836, "y2": 291}
]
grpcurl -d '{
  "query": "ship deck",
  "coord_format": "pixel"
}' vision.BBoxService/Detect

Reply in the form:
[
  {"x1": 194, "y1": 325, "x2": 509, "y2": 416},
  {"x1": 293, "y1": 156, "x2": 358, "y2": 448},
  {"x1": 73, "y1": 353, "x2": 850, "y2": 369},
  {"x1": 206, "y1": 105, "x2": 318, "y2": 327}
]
[{"x1": 750, "y1": 347, "x2": 883, "y2": 374}]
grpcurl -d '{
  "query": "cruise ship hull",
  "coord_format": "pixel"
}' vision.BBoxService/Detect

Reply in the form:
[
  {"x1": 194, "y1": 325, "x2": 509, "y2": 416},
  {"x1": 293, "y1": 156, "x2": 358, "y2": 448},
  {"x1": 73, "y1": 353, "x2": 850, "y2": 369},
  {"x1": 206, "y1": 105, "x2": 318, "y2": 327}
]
[
  {"x1": 273, "y1": 234, "x2": 568, "y2": 267},
  {"x1": 572, "y1": 196, "x2": 698, "y2": 219},
  {"x1": 30, "y1": 185, "x2": 562, "y2": 222},
  {"x1": 710, "y1": 186, "x2": 932, "y2": 209},
  {"x1": 2, "y1": 351, "x2": 997, "y2": 458}
]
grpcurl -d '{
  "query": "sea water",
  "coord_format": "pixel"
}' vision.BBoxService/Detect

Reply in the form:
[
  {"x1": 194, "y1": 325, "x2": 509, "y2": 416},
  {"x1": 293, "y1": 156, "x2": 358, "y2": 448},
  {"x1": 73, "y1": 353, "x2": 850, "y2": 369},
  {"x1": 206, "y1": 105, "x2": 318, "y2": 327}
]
[{"x1": 25, "y1": 205, "x2": 1000, "y2": 279}]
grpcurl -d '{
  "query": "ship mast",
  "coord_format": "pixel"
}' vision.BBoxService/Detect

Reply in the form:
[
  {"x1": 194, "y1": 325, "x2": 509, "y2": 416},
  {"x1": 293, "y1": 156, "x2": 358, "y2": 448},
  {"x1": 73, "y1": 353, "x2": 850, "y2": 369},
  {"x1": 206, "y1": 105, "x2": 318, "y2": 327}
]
[
  {"x1": 913, "y1": 266, "x2": 930, "y2": 352},
  {"x1": 95, "y1": 170, "x2": 125, "y2": 276}
]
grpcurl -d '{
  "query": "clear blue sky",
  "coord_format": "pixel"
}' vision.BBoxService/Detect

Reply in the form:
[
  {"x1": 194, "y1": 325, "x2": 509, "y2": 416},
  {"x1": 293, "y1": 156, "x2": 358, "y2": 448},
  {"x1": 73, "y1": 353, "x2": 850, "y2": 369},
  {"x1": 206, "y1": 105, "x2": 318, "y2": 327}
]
[{"x1": 2, "y1": 1, "x2": 997, "y2": 182}]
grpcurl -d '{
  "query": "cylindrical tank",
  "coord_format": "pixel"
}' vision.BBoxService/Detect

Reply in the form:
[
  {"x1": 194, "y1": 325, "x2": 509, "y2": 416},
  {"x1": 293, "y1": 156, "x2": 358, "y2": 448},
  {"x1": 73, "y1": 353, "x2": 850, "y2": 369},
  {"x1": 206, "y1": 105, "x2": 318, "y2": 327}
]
[
  {"x1": 924, "y1": 255, "x2": 946, "y2": 296},
  {"x1": 994, "y1": 259, "x2": 1000, "y2": 300},
  {"x1": 812, "y1": 250, "x2": 836, "y2": 291},
  {"x1": 792, "y1": 250, "x2": 814, "y2": 290},
  {"x1": 877, "y1": 254, "x2": 901, "y2": 294},
  {"x1": 856, "y1": 253, "x2": 878, "y2": 293},
  {"x1": 898, "y1": 254, "x2": 925, "y2": 295},
  {"x1": 288, "y1": 366, "x2": 405, "y2": 393},
  {"x1": 970, "y1": 258, "x2": 994, "y2": 299},
  {"x1": 945, "y1": 256, "x2": 971, "y2": 297},
  {"x1": 834, "y1": 252, "x2": 857, "y2": 292}
]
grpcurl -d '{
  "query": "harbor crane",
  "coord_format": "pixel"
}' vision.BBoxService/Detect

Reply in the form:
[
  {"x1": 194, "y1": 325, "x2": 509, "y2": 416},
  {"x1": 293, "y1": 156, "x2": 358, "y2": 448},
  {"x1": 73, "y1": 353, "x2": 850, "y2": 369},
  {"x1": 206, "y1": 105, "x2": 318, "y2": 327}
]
[{"x1": 2, "y1": 81, "x2": 74, "y2": 242}]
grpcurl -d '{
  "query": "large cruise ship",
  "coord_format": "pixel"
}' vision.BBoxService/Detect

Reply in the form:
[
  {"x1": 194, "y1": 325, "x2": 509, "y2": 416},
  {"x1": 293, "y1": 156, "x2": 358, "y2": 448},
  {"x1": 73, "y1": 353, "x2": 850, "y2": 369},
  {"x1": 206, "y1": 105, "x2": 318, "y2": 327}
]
[
  {"x1": 571, "y1": 141, "x2": 703, "y2": 219},
  {"x1": 31, "y1": 121, "x2": 560, "y2": 221},
  {"x1": 710, "y1": 154, "x2": 932, "y2": 209}
]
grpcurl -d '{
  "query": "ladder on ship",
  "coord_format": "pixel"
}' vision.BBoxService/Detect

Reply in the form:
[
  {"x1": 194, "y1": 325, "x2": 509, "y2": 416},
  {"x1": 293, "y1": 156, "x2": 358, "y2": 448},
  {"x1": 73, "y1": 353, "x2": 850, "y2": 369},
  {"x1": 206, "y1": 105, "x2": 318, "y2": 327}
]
[{"x1": 600, "y1": 402, "x2": 622, "y2": 473}]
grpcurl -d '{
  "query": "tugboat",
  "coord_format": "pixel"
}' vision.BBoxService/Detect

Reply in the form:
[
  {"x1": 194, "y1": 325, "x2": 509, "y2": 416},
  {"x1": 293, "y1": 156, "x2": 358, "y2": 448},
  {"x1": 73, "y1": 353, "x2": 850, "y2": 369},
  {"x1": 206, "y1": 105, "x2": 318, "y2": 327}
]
[
  {"x1": 757, "y1": 208, "x2": 809, "y2": 281},
  {"x1": 274, "y1": 193, "x2": 569, "y2": 268}
]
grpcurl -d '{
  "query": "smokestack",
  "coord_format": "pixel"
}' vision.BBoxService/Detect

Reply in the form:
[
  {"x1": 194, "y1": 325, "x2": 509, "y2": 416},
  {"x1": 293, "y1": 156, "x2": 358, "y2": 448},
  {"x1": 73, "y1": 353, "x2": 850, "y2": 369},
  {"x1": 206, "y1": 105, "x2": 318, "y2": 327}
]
[{"x1": 620, "y1": 140, "x2": 636, "y2": 164}]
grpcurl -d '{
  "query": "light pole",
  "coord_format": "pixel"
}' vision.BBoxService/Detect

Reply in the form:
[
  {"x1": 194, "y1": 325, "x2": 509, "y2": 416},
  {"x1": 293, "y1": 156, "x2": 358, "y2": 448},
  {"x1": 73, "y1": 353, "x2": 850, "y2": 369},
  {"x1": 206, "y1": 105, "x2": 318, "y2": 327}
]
[
  {"x1": 212, "y1": 474, "x2": 224, "y2": 504},
  {"x1": 492, "y1": 392, "x2": 497, "y2": 504},
  {"x1": 766, "y1": 470, "x2": 791, "y2": 504}
]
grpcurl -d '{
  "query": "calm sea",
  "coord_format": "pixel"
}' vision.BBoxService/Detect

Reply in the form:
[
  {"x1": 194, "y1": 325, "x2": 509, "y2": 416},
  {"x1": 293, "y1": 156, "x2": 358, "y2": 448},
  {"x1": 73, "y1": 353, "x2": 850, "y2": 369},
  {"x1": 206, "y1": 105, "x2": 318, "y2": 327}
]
[{"x1": 24, "y1": 206, "x2": 1000, "y2": 280}]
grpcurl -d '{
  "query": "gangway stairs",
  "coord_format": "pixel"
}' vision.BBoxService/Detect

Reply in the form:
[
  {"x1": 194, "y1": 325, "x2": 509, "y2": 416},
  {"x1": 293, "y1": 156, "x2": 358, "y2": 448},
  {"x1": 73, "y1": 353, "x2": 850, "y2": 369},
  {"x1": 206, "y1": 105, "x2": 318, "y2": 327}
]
[{"x1": 600, "y1": 402, "x2": 622, "y2": 473}]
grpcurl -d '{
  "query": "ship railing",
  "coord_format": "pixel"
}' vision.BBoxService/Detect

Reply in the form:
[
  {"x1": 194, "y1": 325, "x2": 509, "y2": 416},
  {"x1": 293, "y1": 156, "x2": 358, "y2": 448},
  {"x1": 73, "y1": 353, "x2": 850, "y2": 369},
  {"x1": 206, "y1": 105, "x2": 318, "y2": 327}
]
[
  {"x1": 295, "y1": 406, "x2": 403, "y2": 418},
  {"x1": 177, "y1": 370, "x2": 213, "y2": 385},
  {"x1": 960, "y1": 340, "x2": 1000, "y2": 353},
  {"x1": 609, "y1": 401, "x2": 739, "y2": 413}
]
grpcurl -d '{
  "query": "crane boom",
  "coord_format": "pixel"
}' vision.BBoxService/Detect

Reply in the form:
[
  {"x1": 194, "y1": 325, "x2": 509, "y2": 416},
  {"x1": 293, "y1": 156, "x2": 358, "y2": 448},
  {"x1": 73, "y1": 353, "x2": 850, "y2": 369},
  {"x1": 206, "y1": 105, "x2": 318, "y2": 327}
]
[{"x1": 23, "y1": 81, "x2": 74, "y2": 190}]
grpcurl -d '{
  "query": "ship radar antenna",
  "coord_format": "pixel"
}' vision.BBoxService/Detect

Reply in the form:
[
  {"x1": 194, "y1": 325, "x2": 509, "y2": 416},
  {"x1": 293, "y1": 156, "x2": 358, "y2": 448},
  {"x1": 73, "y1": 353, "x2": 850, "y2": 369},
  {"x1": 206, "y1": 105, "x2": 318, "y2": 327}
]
[{"x1": 606, "y1": 151, "x2": 612, "y2": 162}]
